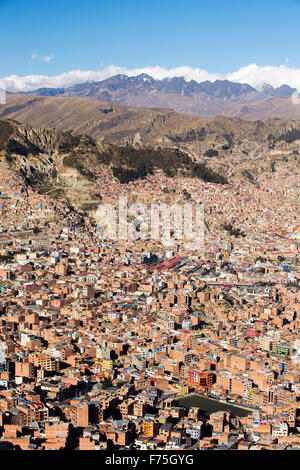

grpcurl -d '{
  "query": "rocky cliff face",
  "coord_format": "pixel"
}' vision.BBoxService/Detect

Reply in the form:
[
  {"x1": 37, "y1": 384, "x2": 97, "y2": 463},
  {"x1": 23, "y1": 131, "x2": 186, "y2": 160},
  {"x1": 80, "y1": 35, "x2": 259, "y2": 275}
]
[
  {"x1": 0, "y1": 118, "x2": 299, "y2": 216},
  {"x1": 0, "y1": 120, "x2": 102, "y2": 214}
]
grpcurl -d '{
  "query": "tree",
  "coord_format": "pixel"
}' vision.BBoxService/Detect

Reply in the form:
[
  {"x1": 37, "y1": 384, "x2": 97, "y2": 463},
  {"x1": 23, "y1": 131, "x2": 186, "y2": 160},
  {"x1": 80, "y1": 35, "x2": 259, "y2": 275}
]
[
  {"x1": 183, "y1": 189, "x2": 191, "y2": 200},
  {"x1": 0, "y1": 254, "x2": 13, "y2": 264},
  {"x1": 101, "y1": 376, "x2": 113, "y2": 390},
  {"x1": 204, "y1": 148, "x2": 219, "y2": 158}
]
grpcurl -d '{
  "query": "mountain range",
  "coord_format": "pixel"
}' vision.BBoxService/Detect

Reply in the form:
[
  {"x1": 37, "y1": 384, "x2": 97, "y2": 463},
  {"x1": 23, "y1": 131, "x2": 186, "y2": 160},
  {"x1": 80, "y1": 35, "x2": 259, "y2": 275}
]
[{"x1": 22, "y1": 74, "x2": 299, "y2": 119}]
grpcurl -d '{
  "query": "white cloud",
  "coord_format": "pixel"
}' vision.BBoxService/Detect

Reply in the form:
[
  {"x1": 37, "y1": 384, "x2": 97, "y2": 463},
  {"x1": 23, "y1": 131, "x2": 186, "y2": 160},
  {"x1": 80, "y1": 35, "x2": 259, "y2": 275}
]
[
  {"x1": 29, "y1": 53, "x2": 55, "y2": 64},
  {"x1": 1, "y1": 63, "x2": 300, "y2": 93},
  {"x1": 226, "y1": 63, "x2": 300, "y2": 90},
  {"x1": 39, "y1": 54, "x2": 55, "y2": 63}
]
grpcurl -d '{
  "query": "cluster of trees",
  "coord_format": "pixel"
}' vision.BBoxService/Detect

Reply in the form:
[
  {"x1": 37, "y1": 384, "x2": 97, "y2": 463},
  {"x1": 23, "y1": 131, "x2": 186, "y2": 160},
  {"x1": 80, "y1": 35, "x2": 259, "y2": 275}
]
[
  {"x1": 170, "y1": 127, "x2": 207, "y2": 143},
  {"x1": 6, "y1": 139, "x2": 30, "y2": 156},
  {"x1": 221, "y1": 223, "x2": 246, "y2": 238},
  {"x1": 98, "y1": 144, "x2": 228, "y2": 184},
  {"x1": 183, "y1": 189, "x2": 191, "y2": 200},
  {"x1": 58, "y1": 133, "x2": 82, "y2": 152},
  {"x1": 204, "y1": 148, "x2": 219, "y2": 157},
  {"x1": 278, "y1": 128, "x2": 300, "y2": 143},
  {"x1": 0, "y1": 121, "x2": 14, "y2": 149},
  {"x1": 0, "y1": 254, "x2": 14, "y2": 264},
  {"x1": 62, "y1": 155, "x2": 96, "y2": 181},
  {"x1": 110, "y1": 155, "x2": 228, "y2": 185},
  {"x1": 191, "y1": 162, "x2": 228, "y2": 184},
  {"x1": 99, "y1": 145, "x2": 191, "y2": 173},
  {"x1": 101, "y1": 377, "x2": 113, "y2": 390},
  {"x1": 112, "y1": 165, "x2": 149, "y2": 184},
  {"x1": 255, "y1": 256, "x2": 268, "y2": 263},
  {"x1": 6, "y1": 138, "x2": 40, "y2": 157}
]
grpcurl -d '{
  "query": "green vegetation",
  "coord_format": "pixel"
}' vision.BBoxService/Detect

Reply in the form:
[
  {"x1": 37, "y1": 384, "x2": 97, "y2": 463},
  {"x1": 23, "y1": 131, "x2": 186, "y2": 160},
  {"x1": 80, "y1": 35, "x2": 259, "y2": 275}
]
[
  {"x1": 116, "y1": 381, "x2": 125, "y2": 388},
  {"x1": 162, "y1": 187, "x2": 175, "y2": 193},
  {"x1": 101, "y1": 376, "x2": 113, "y2": 389},
  {"x1": 223, "y1": 133, "x2": 234, "y2": 147},
  {"x1": 183, "y1": 189, "x2": 191, "y2": 200},
  {"x1": 222, "y1": 292, "x2": 234, "y2": 305},
  {"x1": 6, "y1": 138, "x2": 40, "y2": 157},
  {"x1": 58, "y1": 133, "x2": 82, "y2": 152},
  {"x1": 112, "y1": 165, "x2": 148, "y2": 184},
  {"x1": 0, "y1": 121, "x2": 14, "y2": 149},
  {"x1": 100, "y1": 145, "x2": 227, "y2": 184},
  {"x1": 5, "y1": 154, "x2": 14, "y2": 164},
  {"x1": 170, "y1": 127, "x2": 207, "y2": 143},
  {"x1": 191, "y1": 163, "x2": 228, "y2": 184},
  {"x1": 0, "y1": 254, "x2": 14, "y2": 264},
  {"x1": 6, "y1": 139, "x2": 28, "y2": 156},
  {"x1": 62, "y1": 155, "x2": 96, "y2": 181},
  {"x1": 267, "y1": 134, "x2": 276, "y2": 149},
  {"x1": 221, "y1": 223, "x2": 246, "y2": 237},
  {"x1": 81, "y1": 135, "x2": 97, "y2": 147},
  {"x1": 98, "y1": 145, "x2": 190, "y2": 172},
  {"x1": 256, "y1": 281, "x2": 276, "y2": 287},
  {"x1": 204, "y1": 148, "x2": 219, "y2": 157},
  {"x1": 278, "y1": 128, "x2": 300, "y2": 143},
  {"x1": 241, "y1": 169, "x2": 254, "y2": 182},
  {"x1": 255, "y1": 256, "x2": 267, "y2": 263}
]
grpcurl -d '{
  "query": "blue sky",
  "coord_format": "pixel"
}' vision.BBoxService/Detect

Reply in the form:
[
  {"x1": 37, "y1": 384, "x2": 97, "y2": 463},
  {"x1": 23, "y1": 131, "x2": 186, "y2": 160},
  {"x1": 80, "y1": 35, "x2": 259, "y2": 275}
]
[{"x1": 0, "y1": 0, "x2": 300, "y2": 90}]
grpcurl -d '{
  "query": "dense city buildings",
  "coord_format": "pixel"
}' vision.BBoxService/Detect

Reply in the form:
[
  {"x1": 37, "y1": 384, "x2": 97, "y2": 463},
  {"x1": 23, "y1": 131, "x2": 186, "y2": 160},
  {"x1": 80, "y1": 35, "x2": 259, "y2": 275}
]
[{"x1": 0, "y1": 155, "x2": 298, "y2": 451}]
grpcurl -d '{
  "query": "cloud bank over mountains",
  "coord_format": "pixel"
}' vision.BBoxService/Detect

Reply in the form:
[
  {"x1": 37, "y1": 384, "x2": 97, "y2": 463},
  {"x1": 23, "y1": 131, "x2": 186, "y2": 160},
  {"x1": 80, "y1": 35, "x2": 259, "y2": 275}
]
[{"x1": 1, "y1": 63, "x2": 300, "y2": 93}]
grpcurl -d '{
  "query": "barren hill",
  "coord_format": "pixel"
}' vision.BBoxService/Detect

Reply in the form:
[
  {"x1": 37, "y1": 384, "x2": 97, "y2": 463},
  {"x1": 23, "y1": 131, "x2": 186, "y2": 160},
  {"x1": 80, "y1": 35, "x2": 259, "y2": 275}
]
[
  {"x1": 225, "y1": 96, "x2": 300, "y2": 121},
  {"x1": 1, "y1": 93, "x2": 300, "y2": 148},
  {"x1": 0, "y1": 115, "x2": 299, "y2": 216},
  {"x1": 0, "y1": 93, "x2": 208, "y2": 145}
]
